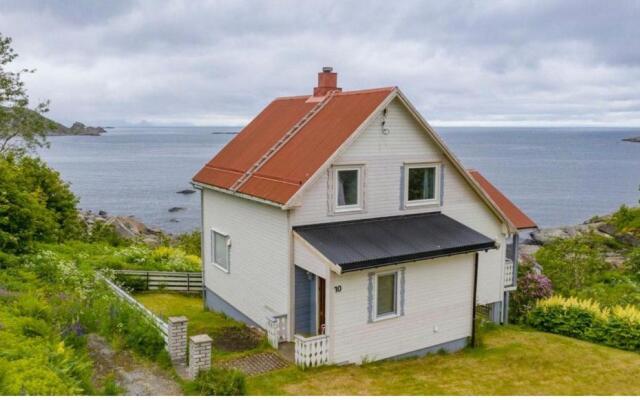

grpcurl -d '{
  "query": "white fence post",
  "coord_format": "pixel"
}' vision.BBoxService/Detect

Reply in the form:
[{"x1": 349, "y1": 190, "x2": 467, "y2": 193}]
[
  {"x1": 167, "y1": 316, "x2": 188, "y2": 364},
  {"x1": 189, "y1": 334, "x2": 213, "y2": 379}
]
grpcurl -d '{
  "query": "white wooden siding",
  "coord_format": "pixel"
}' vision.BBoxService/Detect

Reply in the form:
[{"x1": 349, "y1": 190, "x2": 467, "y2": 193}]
[
  {"x1": 290, "y1": 98, "x2": 506, "y2": 304},
  {"x1": 293, "y1": 235, "x2": 332, "y2": 279},
  {"x1": 202, "y1": 189, "x2": 290, "y2": 328},
  {"x1": 330, "y1": 253, "x2": 475, "y2": 365}
]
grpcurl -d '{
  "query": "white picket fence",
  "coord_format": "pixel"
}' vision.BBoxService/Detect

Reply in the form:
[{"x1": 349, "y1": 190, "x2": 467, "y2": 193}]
[
  {"x1": 97, "y1": 272, "x2": 169, "y2": 340},
  {"x1": 266, "y1": 314, "x2": 288, "y2": 348},
  {"x1": 294, "y1": 334, "x2": 329, "y2": 368}
]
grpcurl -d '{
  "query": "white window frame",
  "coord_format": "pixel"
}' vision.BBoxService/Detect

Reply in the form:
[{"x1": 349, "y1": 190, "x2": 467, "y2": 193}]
[
  {"x1": 211, "y1": 228, "x2": 231, "y2": 273},
  {"x1": 333, "y1": 165, "x2": 364, "y2": 213},
  {"x1": 373, "y1": 270, "x2": 400, "y2": 321},
  {"x1": 404, "y1": 162, "x2": 440, "y2": 208}
]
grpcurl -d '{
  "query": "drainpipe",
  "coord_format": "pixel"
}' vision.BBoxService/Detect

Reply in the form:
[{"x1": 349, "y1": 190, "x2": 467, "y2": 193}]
[{"x1": 471, "y1": 252, "x2": 479, "y2": 347}]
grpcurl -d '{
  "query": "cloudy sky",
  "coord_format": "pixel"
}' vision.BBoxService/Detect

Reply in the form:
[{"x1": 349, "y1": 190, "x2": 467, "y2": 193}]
[{"x1": 1, "y1": 0, "x2": 639, "y2": 127}]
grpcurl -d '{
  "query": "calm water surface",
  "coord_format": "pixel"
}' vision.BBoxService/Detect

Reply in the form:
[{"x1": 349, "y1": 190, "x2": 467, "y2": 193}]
[{"x1": 39, "y1": 127, "x2": 640, "y2": 233}]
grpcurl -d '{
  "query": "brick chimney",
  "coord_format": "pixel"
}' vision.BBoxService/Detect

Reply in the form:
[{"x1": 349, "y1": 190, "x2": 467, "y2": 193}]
[{"x1": 313, "y1": 67, "x2": 342, "y2": 97}]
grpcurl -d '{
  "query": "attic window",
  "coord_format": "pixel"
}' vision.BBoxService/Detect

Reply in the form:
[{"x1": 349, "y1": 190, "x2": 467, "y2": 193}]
[
  {"x1": 404, "y1": 163, "x2": 440, "y2": 207},
  {"x1": 334, "y1": 165, "x2": 364, "y2": 212}
]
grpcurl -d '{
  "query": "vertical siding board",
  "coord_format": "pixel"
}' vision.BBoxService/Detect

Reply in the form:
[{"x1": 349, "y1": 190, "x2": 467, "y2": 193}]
[{"x1": 367, "y1": 272, "x2": 374, "y2": 323}]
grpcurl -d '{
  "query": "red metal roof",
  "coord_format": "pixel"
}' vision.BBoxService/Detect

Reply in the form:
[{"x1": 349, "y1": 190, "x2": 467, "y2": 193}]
[
  {"x1": 468, "y1": 170, "x2": 537, "y2": 230},
  {"x1": 193, "y1": 87, "x2": 395, "y2": 204}
]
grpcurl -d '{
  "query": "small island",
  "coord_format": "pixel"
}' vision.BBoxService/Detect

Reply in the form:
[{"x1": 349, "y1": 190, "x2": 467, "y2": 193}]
[
  {"x1": 622, "y1": 136, "x2": 640, "y2": 143},
  {"x1": 48, "y1": 121, "x2": 107, "y2": 136}
]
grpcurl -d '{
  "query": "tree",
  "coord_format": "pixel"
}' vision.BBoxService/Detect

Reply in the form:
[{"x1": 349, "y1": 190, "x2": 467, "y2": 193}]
[{"x1": 0, "y1": 33, "x2": 54, "y2": 154}]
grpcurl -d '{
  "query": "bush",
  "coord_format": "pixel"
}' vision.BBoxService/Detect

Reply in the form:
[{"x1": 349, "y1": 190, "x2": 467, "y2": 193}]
[
  {"x1": 175, "y1": 230, "x2": 201, "y2": 257},
  {"x1": 0, "y1": 153, "x2": 82, "y2": 254},
  {"x1": 610, "y1": 205, "x2": 640, "y2": 237},
  {"x1": 528, "y1": 296, "x2": 640, "y2": 352},
  {"x1": 535, "y1": 235, "x2": 609, "y2": 294},
  {"x1": 510, "y1": 270, "x2": 553, "y2": 323},
  {"x1": 184, "y1": 367, "x2": 246, "y2": 396}
]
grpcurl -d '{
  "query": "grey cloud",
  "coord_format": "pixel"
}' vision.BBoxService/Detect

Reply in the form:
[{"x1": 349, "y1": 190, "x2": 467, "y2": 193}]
[{"x1": 0, "y1": 0, "x2": 638, "y2": 126}]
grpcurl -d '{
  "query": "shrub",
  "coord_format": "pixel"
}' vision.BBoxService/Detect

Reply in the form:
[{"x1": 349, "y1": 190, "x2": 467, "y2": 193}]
[
  {"x1": 528, "y1": 296, "x2": 640, "y2": 352},
  {"x1": 627, "y1": 247, "x2": 640, "y2": 279},
  {"x1": 175, "y1": 230, "x2": 201, "y2": 257},
  {"x1": 510, "y1": 271, "x2": 553, "y2": 322},
  {"x1": 535, "y1": 235, "x2": 609, "y2": 295},
  {"x1": 184, "y1": 367, "x2": 246, "y2": 396},
  {"x1": 0, "y1": 153, "x2": 82, "y2": 254},
  {"x1": 610, "y1": 205, "x2": 640, "y2": 236}
]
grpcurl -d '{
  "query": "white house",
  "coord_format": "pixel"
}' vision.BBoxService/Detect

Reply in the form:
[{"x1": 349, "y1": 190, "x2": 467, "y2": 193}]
[{"x1": 192, "y1": 67, "x2": 536, "y2": 366}]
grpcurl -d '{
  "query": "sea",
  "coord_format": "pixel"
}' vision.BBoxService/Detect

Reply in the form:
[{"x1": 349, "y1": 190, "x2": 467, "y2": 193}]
[{"x1": 38, "y1": 127, "x2": 640, "y2": 234}]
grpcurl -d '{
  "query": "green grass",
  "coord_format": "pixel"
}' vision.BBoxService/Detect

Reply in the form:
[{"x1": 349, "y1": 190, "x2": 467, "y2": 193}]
[
  {"x1": 247, "y1": 326, "x2": 640, "y2": 395},
  {"x1": 134, "y1": 292, "x2": 270, "y2": 361}
]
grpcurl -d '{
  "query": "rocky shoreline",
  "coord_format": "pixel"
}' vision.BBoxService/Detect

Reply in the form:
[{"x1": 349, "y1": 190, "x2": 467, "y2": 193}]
[
  {"x1": 518, "y1": 213, "x2": 638, "y2": 268},
  {"x1": 80, "y1": 210, "x2": 167, "y2": 246}
]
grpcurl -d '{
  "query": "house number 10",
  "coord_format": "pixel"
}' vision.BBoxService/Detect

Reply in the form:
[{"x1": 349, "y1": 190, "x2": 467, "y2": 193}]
[{"x1": 334, "y1": 285, "x2": 342, "y2": 293}]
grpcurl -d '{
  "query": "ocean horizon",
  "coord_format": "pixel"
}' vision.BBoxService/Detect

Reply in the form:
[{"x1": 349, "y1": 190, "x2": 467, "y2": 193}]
[{"x1": 38, "y1": 126, "x2": 640, "y2": 234}]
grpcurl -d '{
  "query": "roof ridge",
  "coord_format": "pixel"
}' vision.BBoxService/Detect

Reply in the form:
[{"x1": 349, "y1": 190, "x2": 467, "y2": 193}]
[{"x1": 274, "y1": 86, "x2": 396, "y2": 101}]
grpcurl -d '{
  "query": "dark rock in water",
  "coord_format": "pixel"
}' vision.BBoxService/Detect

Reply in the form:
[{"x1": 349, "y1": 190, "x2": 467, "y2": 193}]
[
  {"x1": 168, "y1": 207, "x2": 185, "y2": 213},
  {"x1": 169, "y1": 218, "x2": 180, "y2": 223},
  {"x1": 176, "y1": 189, "x2": 196, "y2": 195},
  {"x1": 98, "y1": 210, "x2": 108, "y2": 217},
  {"x1": 211, "y1": 131, "x2": 238, "y2": 135},
  {"x1": 622, "y1": 136, "x2": 640, "y2": 143}
]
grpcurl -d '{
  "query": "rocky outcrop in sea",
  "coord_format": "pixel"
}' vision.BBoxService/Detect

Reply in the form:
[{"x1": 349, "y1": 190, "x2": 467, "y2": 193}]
[
  {"x1": 622, "y1": 136, "x2": 640, "y2": 143},
  {"x1": 49, "y1": 121, "x2": 107, "y2": 136}
]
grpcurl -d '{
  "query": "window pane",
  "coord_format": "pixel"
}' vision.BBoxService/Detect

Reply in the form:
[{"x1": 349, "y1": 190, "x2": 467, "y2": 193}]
[
  {"x1": 408, "y1": 167, "x2": 436, "y2": 201},
  {"x1": 213, "y1": 231, "x2": 228, "y2": 269},
  {"x1": 376, "y1": 273, "x2": 396, "y2": 316},
  {"x1": 337, "y1": 169, "x2": 359, "y2": 206}
]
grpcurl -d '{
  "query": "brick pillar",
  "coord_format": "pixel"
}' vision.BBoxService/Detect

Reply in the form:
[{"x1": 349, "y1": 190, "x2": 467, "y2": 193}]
[
  {"x1": 188, "y1": 334, "x2": 213, "y2": 379},
  {"x1": 167, "y1": 316, "x2": 188, "y2": 364}
]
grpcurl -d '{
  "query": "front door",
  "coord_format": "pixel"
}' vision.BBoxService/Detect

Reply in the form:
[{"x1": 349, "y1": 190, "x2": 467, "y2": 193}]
[{"x1": 317, "y1": 277, "x2": 326, "y2": 335}]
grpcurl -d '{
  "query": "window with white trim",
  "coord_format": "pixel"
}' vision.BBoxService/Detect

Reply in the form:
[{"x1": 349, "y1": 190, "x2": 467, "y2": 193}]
[
  {"x1": 404, "y1": 163, "x2": 440, "y2": 207},
  {"x1": 334, "y1": 165, "x2": 364, "y2": 212},
  {"x1": 211, "y1": 229, "x2": 230, "y2": 272},
  {"x1": 375, "y1": 271, "x2": 399, "y2": 319}
]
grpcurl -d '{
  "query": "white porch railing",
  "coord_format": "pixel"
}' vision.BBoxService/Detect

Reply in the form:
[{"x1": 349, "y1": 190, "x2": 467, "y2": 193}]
[
  {"x1": 266, "y1": 314, "x2": 288, "y2": 348},
  {"x1": 294, "y1": 334, "x2": 329, "y2": 368},
  {"x1": 504, "y1": 258, "x2": 515, "y2": 289}
]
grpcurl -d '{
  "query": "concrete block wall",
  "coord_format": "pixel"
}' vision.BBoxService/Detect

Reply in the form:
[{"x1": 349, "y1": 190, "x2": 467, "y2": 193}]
[{"x1": 189, "y1": 334, "x2": 213, "y2": 379}]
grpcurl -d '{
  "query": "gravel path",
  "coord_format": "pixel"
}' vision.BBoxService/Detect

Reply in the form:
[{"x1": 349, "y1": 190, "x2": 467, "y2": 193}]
[{"x1": 87, "y1": 334, "x2": 182, "y2": 395}]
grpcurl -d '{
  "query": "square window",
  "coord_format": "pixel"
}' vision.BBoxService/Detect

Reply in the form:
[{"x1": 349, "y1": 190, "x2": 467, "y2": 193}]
[
  {"x1": 333, "y1": 166, "x2": 364, "y2": 212},
  {"x1": 376, "y1": 272, "x2": 397, "y2": 318},
  {"x1": 404, "y1": 163, "x2": 440, "y2": 207},
  {"x1": 212, "y1": 230, "x2": 230, "y2": 272}
]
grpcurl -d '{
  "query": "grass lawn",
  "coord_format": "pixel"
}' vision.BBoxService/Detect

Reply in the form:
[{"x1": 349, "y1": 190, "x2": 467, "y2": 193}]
[
  {"x1": 247, "y1": 326, "x2": 640, "y2": 395},
  {"x1": 134, "y1": 292, "x2": 271, "y2": 361}
]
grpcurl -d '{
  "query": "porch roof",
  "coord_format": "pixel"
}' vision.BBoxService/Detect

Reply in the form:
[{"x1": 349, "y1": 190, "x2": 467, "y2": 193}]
[{"x1": 293, "y1": 212, "x2": 496, "y2": 272}]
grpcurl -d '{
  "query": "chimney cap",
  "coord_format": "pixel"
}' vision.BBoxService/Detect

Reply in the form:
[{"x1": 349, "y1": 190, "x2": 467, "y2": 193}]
[{"x1": 322, "y1": 66, "x2": 333, "y2": 73}]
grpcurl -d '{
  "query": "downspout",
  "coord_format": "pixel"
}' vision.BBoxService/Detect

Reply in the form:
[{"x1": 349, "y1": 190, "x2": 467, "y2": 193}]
[
  {"x1": 471, "y1": 252, "x2": 479, "y2": 347},
  {"x1": 200, "y1": 188, "x2": 206, "y2": 310}
]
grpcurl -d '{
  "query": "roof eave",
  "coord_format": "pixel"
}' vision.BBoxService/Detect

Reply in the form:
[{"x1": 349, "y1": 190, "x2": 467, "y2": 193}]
[{"x1": 191, "y1": 181, "x2": 287, "y2": 209}]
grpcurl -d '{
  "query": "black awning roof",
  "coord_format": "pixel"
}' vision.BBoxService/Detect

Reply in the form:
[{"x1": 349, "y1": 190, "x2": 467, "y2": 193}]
[{"x1": 294, "y1": 212, "x2": 495, "y2": 272}]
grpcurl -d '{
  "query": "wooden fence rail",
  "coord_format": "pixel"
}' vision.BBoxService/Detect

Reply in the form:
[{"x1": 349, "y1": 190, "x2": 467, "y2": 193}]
[{"x1": 113, "y1": 270, "x2": 203, "y2": 293}]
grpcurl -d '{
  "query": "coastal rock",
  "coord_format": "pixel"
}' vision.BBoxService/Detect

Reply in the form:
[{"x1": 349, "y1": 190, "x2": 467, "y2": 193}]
[
  {"x1": 529, "y1": 223, "x2": 601, "y2": 245},
  {"x1": 176, "y1": 189, "x2": 196, "y2": 195},
  {"x1": 80, "y1": 210, "x2": 165, "y2": 246},
  {"x1": 168, "y1": 207, "x2": 185, "y2": 213},
  {"x1": 622, "y1": 136, "x2": 640, "y2": 143}
]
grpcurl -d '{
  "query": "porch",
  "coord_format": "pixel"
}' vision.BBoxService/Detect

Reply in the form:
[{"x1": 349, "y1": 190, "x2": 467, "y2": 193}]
[{"x1": 266, "y1": 265, "x2": 330, "y2": 368}]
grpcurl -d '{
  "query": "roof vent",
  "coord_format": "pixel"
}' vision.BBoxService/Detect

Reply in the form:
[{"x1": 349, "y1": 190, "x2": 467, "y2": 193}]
[{"x1": 313, "y1": 67, "x2": 342, "y2": 97}]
